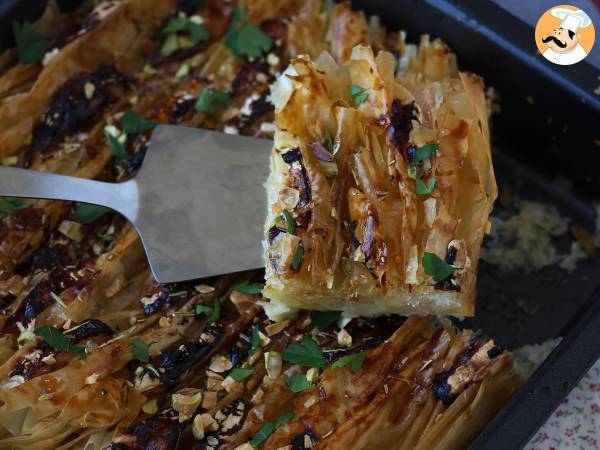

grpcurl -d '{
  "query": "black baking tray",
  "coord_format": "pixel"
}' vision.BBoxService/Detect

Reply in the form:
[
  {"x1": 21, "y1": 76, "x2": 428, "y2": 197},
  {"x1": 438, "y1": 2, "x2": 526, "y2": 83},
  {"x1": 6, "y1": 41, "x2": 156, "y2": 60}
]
[{"x1": 1, "y1": 0, "x2": 600, "y2": 449}]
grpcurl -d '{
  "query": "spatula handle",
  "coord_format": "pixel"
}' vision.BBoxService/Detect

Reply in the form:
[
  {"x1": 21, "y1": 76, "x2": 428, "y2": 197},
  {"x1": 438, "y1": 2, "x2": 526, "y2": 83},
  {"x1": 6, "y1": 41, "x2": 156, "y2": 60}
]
[{"x1": 0, "y1": 166, "x2": 139, "y2": 221}]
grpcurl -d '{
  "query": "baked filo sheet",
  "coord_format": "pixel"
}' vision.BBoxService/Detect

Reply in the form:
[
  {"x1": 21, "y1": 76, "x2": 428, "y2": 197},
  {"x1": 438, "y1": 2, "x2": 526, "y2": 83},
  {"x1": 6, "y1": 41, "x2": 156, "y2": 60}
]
[{"x1": 0, "y1": 0, "x2": 513, "y2": 449}]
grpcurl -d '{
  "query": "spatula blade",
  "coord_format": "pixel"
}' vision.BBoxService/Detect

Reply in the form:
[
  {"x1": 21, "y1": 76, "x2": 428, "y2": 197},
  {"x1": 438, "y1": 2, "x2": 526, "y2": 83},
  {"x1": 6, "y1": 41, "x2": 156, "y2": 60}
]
[{"x1": 133, "y1": 125, "x2": 272, "y2": 283}]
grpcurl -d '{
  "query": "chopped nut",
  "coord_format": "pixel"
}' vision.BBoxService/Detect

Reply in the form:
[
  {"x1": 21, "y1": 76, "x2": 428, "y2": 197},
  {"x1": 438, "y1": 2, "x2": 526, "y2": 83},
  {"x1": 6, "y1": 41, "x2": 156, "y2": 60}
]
[
  {"x1": 201, "y1": 390, "x2": 218, "y2": 409},
  {"x1": 85, "y1": 373, "x2": 99, "y2": 385},
  {"x1": 16, "y1": 321, "x2": 35, "y2": 347},
  {"x1": 206, "y1": 377, "x2": 223, "y2": 391},
  {"x1": 159, "y1": 316, "x2": 172, "y2": 328},
  {"x1": 234, "y1": 444, "x2": 254, "y2": 450},
  {"x1": 1, "y1": 156, "x2": 18, "y2": 166},
  {"x1": 142, "y1": 398, "x2": 159, "y2": 414},
  {"x1": 261, "y1": 375, "x2": 274, "y2": 389},
  {"x1": 304, "y1": 395, "x2": 317, "y2": 408},
  {"x1": 202, "y1": 391, "x2": 219, "y2": 409},
  {"x1": 206, "y1": 370, "x2": 224, "y2": 380},
  {"x1": 259, "y1": 331, "x2": 271, "y2": 347},
  {"x1": 306, "y1": 368, "x2": 319, "y2": 383},
  {"x1": 41, "y1": 354, "x2": 56, "y2": 365},
  {"x1": 84, "y1": 82, "x2": 95, "y2": 99},
  {"x1": 250, "y1": 387, "x2": 264, "y2": 405},
  {"x1": 222, "y1": 376, "x2": 243, "y2": 394},
  {"x1": 106, "y1": 275, "x2": 126, "y2": 298},
  {"x1": 265, "y1": 320, "x2": 289, "y2": 336},
  {"x1": 195, "y1": 284, "x2": 215, "y2": 294},
  {"x1": 209, "y1": 355, "x2": 233, "y2": 373},
  {"x1": 229, "y1": 290, "x2": 256, "y2": 313},
  {"x1": 172, "y1": 388, "x2": 203, "y2": 416},
  {"x1": 193, "y1": 413, "x2": 217, "y2": 440},
  {"x1": 264, "y1": 351, "x2": 282, "y2": 379},
  {"x1": 248, "y1": 348, "x2": 263, "y2": 365},
  {"x1": 337, "y1": 329, "x2": 352, "y2": 348}
]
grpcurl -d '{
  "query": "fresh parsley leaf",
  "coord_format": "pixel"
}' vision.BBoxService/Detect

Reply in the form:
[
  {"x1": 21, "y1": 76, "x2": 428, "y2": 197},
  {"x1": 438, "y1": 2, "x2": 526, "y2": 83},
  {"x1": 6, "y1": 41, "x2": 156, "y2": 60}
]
[
  {"x1": 233, "y1": 281, "x2": 264, "y2": 294},
  {"x1": 274, "y1": 410, "x2": 294, "y2": 427},
  {"x1": 281, "y1": 209, "x2": 296, "y2": 234},
  {"x1": 0, "y1": 197, "x2": 31, "y2": 213},
  {"x1": 195, "y1": 88, "x2": 230, "y2": 114},
  {"x1": 331, "y1": 352, "x2": 366, "y2": 373},
  {"x1": 249, "y1": 325, "x2": 260, "y2": 355},
  {"x1": 35, "y1": 326, "x2": 85, "y2": 358},
  {"x1": 224, "y1": 9, "x2": 272, "y2": 59},
  {"x1": 160, "y1": 16, "x2": 209, "y2": 56},
  {"x1": 290, "y1": 243, "x2": 304, "y2": 272},
  {"x1": 122, "y1": 111, "x2": 157, "y2": 135},
  {"x1": 286, "y1": 372, "x2": 311, "y2": 393},
  {"x1": 250, "y1": 423, "x2": 275, "y2": 448},
  {"x1": 73, "y1": 203, "x2": 110, "y2": 224},
  {"x1": 12, "y1": 21, "x2": 47, "y2": 64},
  {"x1": 161, "y1": 32, "x2": 180, "y2": 57},
  {"x1": 229, "y1": 367, "x2": 253, "y2": 381},
  {"x1": 195, "y1": 297, "x2": 221, "y2": 324},
  {"x1": 349, "y1": 85, "x2": 368, "y2": 106},
  {"x1": 250, "y1": 411, "x2": 295, "y2": 448},
  {"x1": 131, "y1": 339, "x2": 150, "y2": 363},
  {"x1": 310, "y1": 310, "x2": 341, "y2": 330},
  {"x1": 422, "y1": 251, "x2": 455, "y2": 281},
  {"x1": 105, "y1": 131, "x2": 131, "y2": 161},
  {"x1": 409, "y1": 144, "x2": 437, "y2": 167},
  {"x1": 283, "y1": 336, "x2": 325, "y2": 368},
  {"x1": 325, "y1": 130, "x2": 334, "y2": 154},
  {"x1": 224, "y1": 8, "x2": 246, "y2": 51},
  {"x1": 236, "y1": 23, "x2": 272, "y2": 58},
  {"x1": 415, "y1": 177, "x2": 436, "y2": 195}
]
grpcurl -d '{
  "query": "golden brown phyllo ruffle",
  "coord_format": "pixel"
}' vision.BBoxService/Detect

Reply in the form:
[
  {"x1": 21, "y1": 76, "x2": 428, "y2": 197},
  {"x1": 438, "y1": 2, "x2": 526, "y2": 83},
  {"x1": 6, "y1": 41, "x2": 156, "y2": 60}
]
[{"x1": 264, "y1": 44, "x2": 497, "y2": 318}]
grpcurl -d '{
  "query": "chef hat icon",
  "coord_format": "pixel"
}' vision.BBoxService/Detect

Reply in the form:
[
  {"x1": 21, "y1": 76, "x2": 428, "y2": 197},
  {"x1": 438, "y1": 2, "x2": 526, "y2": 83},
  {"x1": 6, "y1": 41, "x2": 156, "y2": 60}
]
[{"x1": 551, "y1": 8, "x2": 592, "y2": 33}]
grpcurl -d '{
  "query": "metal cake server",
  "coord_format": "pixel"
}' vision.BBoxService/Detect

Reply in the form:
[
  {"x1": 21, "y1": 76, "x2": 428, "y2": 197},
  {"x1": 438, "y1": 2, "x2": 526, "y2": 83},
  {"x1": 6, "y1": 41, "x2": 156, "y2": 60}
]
[{"x1": 0, "y1": 125, "x2": 272, "y2": 283}]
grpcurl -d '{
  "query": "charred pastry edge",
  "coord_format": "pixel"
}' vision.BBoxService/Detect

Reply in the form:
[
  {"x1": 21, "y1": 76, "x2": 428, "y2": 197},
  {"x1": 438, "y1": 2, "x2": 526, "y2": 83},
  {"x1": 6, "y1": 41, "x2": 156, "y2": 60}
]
[{"x1": 433, "y1": 334, "x2": 504, "y2": 405}]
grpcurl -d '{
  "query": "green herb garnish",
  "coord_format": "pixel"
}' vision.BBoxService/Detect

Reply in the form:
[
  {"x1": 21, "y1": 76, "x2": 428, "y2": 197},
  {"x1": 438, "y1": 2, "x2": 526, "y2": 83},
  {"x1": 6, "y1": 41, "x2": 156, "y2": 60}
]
[
  {"x1": 290, "y1": 243, "x2": 304, "y2": 272},
  {"x1": 285, "y1": 372, "x2": 311, "y2": 393},
  {"x1": 229, "y1": 367, "x2": 253, "y2": 381},
  {"x1": 422, "y1": 251, "x2": 455, "y2": 281},
  {"x1": 195, "y1": 88, "x2": 230, "y2": 114},
  {"x1": 73, "y1": 203, "x2": 110, "y2": 224},
  {"x1": 12, "y1": 21, "x2": 47, "y2": 64},
  {"x1": 350, "y1": 85, "x2": 368, "y2": 106},
  {"x1": 131, "y1": 339, "x2": 150, "y2": 363},
  {"x1": 0, "y1": 197, "x2": 31, "y2": 213},
  {"x1": 249, "y1": 325, "x2": 260, "y2": 355},
  {"x1": 105, "y1": 131, "x2": 131, "y2": 161},
  {"x1": 415, "y1": 177, "x2": 437, "y2": 195},
  {"x1": 224, "y1": 8, "x2": 272, "y2": 59},
  {"x1": 409, "y1": 144, "x2": 437, "y2": 167},
  {"x1": 283, "y1": 336, "x2": 325, "y2": 368},
  {"x1": 331, "y1": 352, "x2": 366, "y2": 373},
  {"x1": 325, "y1": 130, "x2": 334, "y2": 154},
  {"x1": 233, "y1": 281, "x2": 264, "y2": 294},
  {"x1": 160, "y1": 16, "x2": 209, "y2": 56},
  {"x1": 250, "y1": 411, "x2": 295, "y2": 448},
  {"x1": 122, "y1": 111, "x2": 157, "y2": 135},
  {"x1": 195, "y1": 297, "x2": 221, "y2": 324},
  {"x1": 35, "y1": 326, "x2": 85, "y2": 359},
  {"x1": 281, "y1": 209, "x2": 296, "y2": 234},
  {"x1": 310, "y1": 310, "x2": 341, "y2": 330}
]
